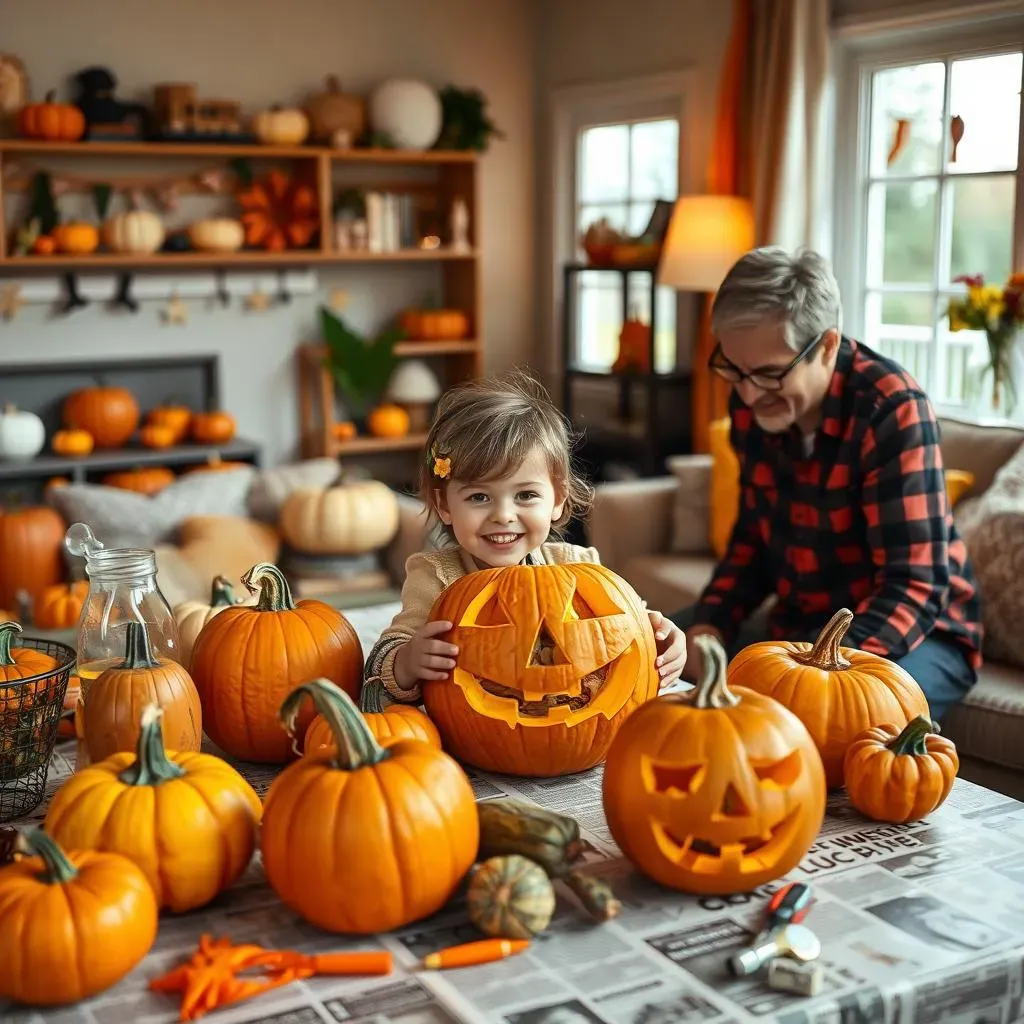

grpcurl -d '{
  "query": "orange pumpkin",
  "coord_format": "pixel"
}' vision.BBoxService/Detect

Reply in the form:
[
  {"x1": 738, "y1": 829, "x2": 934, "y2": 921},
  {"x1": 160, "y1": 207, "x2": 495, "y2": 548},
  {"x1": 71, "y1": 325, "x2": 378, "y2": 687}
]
[
  {"x1": 172, "y1": 575, "x2": 243, "y2": 669},
  {"x1": 611, "y1": 316, "x2": 651, "y2": 373},
  {"x1": 146, "y1": 403, "x2": 192, "y2": 443},
  {"x1": 33, "y1": 579, "x2": 89, "y2": 630},
  {"x1": 0, "y1": 502, "x2": 65, "y2": 609},
  {"x1": 0, "y1": 622, "x2": 62, "y2": 769},
  {"x1": 0, "y1": 829, "x2": 157, "y2": 1007},
  {"x1": 263, "y1": 679, "x2": 479, "y2": 933},
  {"x1": 52, "y1": 222, "x2": 100, "y2": 255},
  {"x1": 0, "y1": 609, "x2": 18, "y2": 624},
  {"x1": 63, "y1": 385, "x2": 139, "y2": 448},
  {"x1": 424, "y1": 562, "x2": 660, "y2": 776},
  {"x1": 843, "y1": 715, "x2": 959, "y2": 823},
  {"x1": 602, "y1": 634, "x2": 826, "y2": 894},
  {"x1": 366, "y1": 403, "x2": 410, "y2": 438},
  {"x1": 727, "y1": 609, "x2": 930, "y2": 789},
  {"x1": 52, "y1": 428, "x2": 94, "y2": 457},
  {"x1": 332, "y1": 420, "x2": 358, "y2": 441},
  {"x1": 304, "y1": 678, "x2": 441, "y2": 753},
  {"x1": 81, "y1": 620, "x2": 202, "y2": 763},
  {"x1": 190, "y1": 562, "x2": 364, "y2": 763},
  {"x1": 0, "y1": 620, "x2": 60, "y2": 684},
  {"x1": 31, "y1": 234, "x2": 57, "y2": 256},
  {"x1": 19, "y1": 91, "x2": 86, "y2": 141},
  {"x1": 400, "y1": 308, "x2": 470, "y2": 341},
  {"x1": 191, "y1": 410, "x2": 236, "y2": 444},
  {"x1": 139, "y1": 423, "x2": 176, "y2": 449},
  {"x1": 101, "y1": 466, "x2": 175, "y2": 496},
  {"x1": 237, "y1": 169, "x2": 319, "y2": 251}
]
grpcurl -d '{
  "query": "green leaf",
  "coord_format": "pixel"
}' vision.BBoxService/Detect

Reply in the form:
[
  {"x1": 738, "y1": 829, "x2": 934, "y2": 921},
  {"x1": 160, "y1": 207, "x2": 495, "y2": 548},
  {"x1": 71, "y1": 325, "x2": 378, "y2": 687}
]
[
  {"x1": 230, "y1": 158, "x2": 254, "y2": 187},
  {"x1": 320, "y1": 305, "x2": 399, "y2": 415},
  {"x1": 92, "y1": 183, "x2": 113, "y2": 220}
]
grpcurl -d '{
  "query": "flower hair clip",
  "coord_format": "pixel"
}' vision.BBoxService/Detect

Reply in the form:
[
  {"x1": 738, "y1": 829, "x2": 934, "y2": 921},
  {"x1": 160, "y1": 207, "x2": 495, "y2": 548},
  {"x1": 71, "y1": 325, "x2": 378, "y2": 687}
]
[{"x1": 430, "y1": 447, "x2": 451, "y2": 480}]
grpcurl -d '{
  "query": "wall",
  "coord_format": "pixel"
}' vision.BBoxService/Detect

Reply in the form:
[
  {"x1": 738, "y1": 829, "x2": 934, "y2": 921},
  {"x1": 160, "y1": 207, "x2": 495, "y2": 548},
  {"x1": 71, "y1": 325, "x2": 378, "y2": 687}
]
[{"x1": 0, "y1": 0, "x2": 537, "y2": 467}]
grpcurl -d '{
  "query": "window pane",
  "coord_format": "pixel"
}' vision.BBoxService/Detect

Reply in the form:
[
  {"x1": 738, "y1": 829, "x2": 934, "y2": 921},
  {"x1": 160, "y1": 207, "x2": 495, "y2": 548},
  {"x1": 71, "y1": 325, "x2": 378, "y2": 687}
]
[
  {"x1": 630, "y1": 119, "x2": 679, "y2": 200},
  {"x1": 578, "y1": 203, "x2": 629, "y2": 238},
  {"x1": 881, "y1": 292, "x2": 936, "y2": 327},
  {"x1": 949, "y1": 174, "x2": 1015, "y2": 284},
  {"x1": 868, "y1": 181, "x2": 938, "y2": 285},
  {"x1": 948, "y1": 52, "x2": 1022, "y2": 173},
  {"x1": 579, "y1": 125, "x2": 629, "y2": 202},
  {"x1": 576, "y1": 277, "x2": 622, "y2": 369},
  {"x1": 628, "y1": 201, "x2": 655, "y2": 236},
  {"x1": 869, "y1": 62, "x2": 945, "y2": 176}
]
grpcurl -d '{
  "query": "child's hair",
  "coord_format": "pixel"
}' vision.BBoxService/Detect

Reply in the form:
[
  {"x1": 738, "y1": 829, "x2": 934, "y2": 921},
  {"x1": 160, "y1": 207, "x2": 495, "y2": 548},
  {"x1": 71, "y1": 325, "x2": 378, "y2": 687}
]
[{"x1": 420, "y1": 368, "x2": 593, "y2": 543}]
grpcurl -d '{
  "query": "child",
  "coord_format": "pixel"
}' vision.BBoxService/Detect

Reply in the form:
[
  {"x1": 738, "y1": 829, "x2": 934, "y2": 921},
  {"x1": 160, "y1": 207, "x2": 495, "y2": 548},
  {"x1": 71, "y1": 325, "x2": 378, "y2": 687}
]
[{"x1": 365, "y1": 370, "x2": 687, "y2": 702}]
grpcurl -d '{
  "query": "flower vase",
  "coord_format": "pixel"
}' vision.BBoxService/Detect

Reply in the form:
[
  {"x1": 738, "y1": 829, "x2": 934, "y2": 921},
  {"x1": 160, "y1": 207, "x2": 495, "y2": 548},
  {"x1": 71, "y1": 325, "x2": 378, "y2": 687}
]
[{"x1": 982, "y1": 325, "x2": 1019, "y2": 418}]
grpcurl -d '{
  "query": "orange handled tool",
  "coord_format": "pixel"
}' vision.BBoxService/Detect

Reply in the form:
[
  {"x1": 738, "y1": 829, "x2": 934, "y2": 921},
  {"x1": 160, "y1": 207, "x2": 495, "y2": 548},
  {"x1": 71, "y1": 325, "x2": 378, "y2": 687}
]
[{"x1": 423, "y1": 938, "x2": 530, "y2": 970}]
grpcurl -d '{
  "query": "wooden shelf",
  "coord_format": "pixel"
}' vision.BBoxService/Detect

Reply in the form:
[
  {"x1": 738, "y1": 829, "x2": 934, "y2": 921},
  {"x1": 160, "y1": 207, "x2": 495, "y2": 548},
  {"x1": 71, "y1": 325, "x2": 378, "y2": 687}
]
[
  {"x1": 328, "y1": 433, "x2": 428, "y2": 456},
  {"x1": 394, "y1": 339, "x2": 480, "y2": 356}
]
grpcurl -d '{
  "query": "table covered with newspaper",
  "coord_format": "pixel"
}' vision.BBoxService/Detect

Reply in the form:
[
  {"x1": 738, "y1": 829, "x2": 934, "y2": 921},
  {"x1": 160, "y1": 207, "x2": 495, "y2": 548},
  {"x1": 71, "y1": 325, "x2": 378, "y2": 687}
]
[{"x1": 4, "y1": 741, "x2": 1024, "y2": 1024}]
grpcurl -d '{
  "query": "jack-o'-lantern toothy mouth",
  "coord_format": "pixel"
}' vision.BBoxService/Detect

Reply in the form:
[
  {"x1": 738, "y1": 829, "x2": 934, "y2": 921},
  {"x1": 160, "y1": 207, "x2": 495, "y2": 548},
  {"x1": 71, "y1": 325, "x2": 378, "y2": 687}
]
[{"x1": 652, "y1": 810, "x2": 802, "y2": 874}]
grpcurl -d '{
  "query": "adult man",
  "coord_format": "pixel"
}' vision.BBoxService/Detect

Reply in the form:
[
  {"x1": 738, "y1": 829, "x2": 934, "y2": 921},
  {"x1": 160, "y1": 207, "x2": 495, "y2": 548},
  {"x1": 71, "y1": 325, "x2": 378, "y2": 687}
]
[{"x1": 672, "y1": 246, "x2": 982, "y2": 720}]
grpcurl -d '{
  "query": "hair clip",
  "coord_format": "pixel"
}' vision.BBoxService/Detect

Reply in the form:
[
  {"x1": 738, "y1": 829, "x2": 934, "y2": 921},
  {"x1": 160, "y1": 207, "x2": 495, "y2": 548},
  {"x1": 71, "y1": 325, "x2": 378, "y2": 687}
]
[{"x1": 430, "y1": 447, "x2": 451, "y2": 480}]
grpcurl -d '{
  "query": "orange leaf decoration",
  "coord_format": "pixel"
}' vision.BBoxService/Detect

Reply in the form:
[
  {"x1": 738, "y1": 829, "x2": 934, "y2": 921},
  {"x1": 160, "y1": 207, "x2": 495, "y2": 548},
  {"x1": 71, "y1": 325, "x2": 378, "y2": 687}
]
[{"x1": 237, "y1": 170, "x2": 319, "y2": 252}]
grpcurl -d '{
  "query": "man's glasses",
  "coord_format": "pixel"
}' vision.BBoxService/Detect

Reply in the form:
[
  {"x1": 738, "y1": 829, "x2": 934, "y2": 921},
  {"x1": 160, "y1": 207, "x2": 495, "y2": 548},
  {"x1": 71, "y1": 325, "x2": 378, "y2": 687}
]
[{"x1": 708, "y1": 329, "x2": 829, "y2": 392}]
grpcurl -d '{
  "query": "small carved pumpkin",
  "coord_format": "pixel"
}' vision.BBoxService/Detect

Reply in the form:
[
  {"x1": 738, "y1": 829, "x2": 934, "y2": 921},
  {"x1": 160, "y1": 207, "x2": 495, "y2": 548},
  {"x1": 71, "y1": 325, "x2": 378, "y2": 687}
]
[
  {"x1": 843, "y1": 716, "x2": 959, "y2": 823},
  {"x1": 602, "y1": 635, "x2": 826, "y2": 895},
  {"x1": 191, "y1": 410, "x2": 236, "y2": 444},
  {"x1": 425, "y1": 562, "x2": 660, "y2": 776},
  {"x1": 103, "y1": 210, "x2": 165, "y2": 255},
  {"x1": 19, "y1": 91, "x2": 86, "y2": 141},
  {"x1": 727, "y1": 609, "x2": 930, "y2": 788},
  {"x1": 52, "y1": 427, "x2": 94, "y2": 457},
  {"x1": 52, "y1": 222, "x2": 99, "y2": 255},
  {"x1": 63, "y1": 385, "x2": 139, "y2": 448}
]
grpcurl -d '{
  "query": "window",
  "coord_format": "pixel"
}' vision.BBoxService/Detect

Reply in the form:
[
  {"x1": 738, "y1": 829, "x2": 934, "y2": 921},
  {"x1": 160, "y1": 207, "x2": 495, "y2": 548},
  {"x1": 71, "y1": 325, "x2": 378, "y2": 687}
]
[
  {"x1": 838, "y1": 33, "x2": 1024, "y2": 418},
  {"x1": 573, "y1": 117, "x2": 679, "y2": 373}
]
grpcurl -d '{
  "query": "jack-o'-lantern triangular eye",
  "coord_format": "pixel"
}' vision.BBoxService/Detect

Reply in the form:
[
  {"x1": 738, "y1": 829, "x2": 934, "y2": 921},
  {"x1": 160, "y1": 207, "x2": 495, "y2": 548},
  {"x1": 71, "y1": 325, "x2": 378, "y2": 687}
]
[
  {"x1": 753, "y1": 750, "x2": 803, "y2": 788},
  {"x1": 648, "y1": 761, "x2": 705, "y2": 795},
  {"x1": 462, "y1": 591, "x2": 511, "y2": 627}
]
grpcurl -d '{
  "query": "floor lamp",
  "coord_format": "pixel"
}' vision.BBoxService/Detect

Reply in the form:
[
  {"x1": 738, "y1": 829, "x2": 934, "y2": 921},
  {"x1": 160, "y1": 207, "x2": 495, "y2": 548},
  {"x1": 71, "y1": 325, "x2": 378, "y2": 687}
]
[{"x1": 657, "y1": 195, "x2": 755, "y2": 452}]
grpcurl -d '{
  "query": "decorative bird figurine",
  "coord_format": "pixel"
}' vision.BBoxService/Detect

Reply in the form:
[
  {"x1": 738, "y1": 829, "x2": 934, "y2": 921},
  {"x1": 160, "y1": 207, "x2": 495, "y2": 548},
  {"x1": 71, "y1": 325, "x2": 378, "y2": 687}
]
[{"x1": 950, "y1": 115, "x2": 965, "y2": 163}]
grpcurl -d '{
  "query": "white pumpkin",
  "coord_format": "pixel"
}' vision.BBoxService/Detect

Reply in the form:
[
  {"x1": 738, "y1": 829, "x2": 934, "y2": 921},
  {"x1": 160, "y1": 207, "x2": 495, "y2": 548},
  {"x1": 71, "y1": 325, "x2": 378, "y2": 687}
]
[
  {"x1": 0, "y1": 403, "x2": 45, "y2": 461},
  {"x1": 103, "y1": 210, "x2": 165, "y2": 254},
  {"x1": 252, "y1": 106, "x2": 310, "y2": 145},
  {"x1": 188, "y1": 218, "x2": 245, "y2": 253},
  {"x1": 173, "y1": 576, "x2": 249, "y2": 668},
  {"x1": 279, "y1": 479, "x2": 400, "y2": 555}
]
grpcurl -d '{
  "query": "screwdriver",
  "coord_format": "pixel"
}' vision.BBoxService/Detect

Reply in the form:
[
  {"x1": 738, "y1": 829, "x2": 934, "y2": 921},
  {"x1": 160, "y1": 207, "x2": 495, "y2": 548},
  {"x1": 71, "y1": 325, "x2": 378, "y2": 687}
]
[
  {"x1": 762, "y1": 881, "x2": 814, "y2": 934},
  {"x1": 728, "y1": 882, "x2": 816, "y2": 978}
]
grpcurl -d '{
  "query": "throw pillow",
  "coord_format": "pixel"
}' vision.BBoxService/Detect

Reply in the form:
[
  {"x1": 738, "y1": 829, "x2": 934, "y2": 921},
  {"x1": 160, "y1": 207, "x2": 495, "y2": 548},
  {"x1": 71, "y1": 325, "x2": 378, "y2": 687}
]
[
  {"x1": 945, "y1": 469, "x2": 975, "y2": 507},
  {"x1": 667, "y1": 454, "x2": 712, "y2": 554}
]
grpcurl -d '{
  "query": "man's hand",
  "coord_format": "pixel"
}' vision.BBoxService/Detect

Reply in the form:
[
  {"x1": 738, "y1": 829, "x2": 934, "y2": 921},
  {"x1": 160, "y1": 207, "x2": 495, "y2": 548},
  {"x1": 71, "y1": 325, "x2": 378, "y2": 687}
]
[
  {"x1": 680, "y1": 624, "x2": 725, "y2": 682},
  {"x1": 393, "y1": 620, "x2": 459, "y2": 689}
]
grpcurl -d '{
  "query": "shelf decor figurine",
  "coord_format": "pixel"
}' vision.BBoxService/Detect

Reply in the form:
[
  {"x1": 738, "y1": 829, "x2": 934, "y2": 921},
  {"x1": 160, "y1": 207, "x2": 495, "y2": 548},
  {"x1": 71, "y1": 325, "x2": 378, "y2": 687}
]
[{"x1": 450, "y1": 198, "x2": 471, "y2": 253}]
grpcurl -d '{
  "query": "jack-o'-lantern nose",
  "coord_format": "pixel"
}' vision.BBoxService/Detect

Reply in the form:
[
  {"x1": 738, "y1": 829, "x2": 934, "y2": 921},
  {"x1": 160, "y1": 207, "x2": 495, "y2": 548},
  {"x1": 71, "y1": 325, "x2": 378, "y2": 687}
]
[{"x1": 719, "y1": 783, "x2": 750, "y2": 818}]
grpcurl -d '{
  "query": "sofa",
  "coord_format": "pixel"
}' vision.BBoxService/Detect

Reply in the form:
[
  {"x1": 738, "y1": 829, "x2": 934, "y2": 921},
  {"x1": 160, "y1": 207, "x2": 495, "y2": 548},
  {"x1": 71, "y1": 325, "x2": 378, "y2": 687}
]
[{"x1": 589, "y1": 416, "x2": 1024, "y2": 801}]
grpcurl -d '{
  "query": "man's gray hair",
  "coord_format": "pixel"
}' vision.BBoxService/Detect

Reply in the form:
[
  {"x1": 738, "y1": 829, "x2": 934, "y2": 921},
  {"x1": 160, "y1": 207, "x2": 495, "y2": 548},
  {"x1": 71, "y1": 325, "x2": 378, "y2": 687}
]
[{"x1": 711, "y1": 246, "x2": 843, "y2": 351}]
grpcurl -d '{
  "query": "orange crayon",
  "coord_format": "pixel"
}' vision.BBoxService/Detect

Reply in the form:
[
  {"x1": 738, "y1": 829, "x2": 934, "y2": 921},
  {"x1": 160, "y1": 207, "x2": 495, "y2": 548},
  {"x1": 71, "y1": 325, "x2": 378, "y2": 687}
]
[
  {"x1": 269, "y1": 950, "x2": 393, "y2": 975},
  {"x1": 423, "y1": 938, "x2": 530, "y2": 970}
]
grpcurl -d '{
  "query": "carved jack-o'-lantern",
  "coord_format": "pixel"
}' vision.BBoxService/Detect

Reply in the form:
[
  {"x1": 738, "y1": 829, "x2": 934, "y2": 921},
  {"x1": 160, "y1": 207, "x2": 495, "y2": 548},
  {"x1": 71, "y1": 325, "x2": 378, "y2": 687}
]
[
  {"x1": 602, "y1": 635, "x2": 826, "y2": 894},
  {"x1": 425, "y1": 562, "x2": 659, "y2": 777}
]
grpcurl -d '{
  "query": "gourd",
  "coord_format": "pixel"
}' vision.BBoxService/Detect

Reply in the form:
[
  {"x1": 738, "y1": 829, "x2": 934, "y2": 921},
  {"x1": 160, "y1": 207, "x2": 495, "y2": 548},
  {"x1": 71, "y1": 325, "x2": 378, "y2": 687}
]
[
  {"x1": 424, "y1": 561, "x2": 659, "y2": 776},
  {"x1": 304, "y1": 75, "x2": 367, "y2": 143},
  {"x1": 400, "y1": 308, "x2": 469, "y2": 341},
  {"x1": 81, "y1": 620, "x2": 202, "y2": 762},
  {"x1": 189, "y1": 562, "x2": 364, "y2": 763},
  {"x1": 262, "y1": 678, "x2": 479, "y2": 933},
  {"x1": 0, "y1": 502, "x2": 66, "y2": 609},
  {"x1": 19, "y1": 91, "x2": 86, "y2": 141},
  {"x1": 602, "y1": 634, "x2": 826, "y2": 895},
  {"x1": 139, "y1": 423, "x2": 176, "y2": 449},
  {"x1": 279, "y1": 478, "x2": 400, "y2": 555},
  {"x1": 173, "y1": 575, "x2": 242, "y2": 669},
  {"x1": 252, "y1": 105, "x2": 310, "y2": 145},
  {"x1": 0, "y1": 404, "x2": 45, "y2": 461},
  {"x1": 62, "y1": 384, "x2": 140, "y2": 448},
  {"x1": 843, "y1": 715, "x2": 959, "y2": 823},
  {"x1": 52, "y1": 427, "x2": 94, "y2": 456},
  {"x1": 103, "y1": 210, "x2": 166, "y2": 254},
  {"x1": 727, "y1": 608, "x2": 930, "y2": 788},
  {"x1": 191, "y1": 410, "x2": 236, "y2": 444},
  {"x1": 52, "y1": 222, "x2": 100, "y2": 255},
  {"x1": 0, "y1": 829, "x2": 157, "y2": 1007},
  {"x1": 188, "y1": 217, "x2": 245, "y2": 253},
  {"x1": 45, "y1": 704, "x2": 261, "y2": 912},
  {"x1": 101, "y1": 465, "x2": 176, "y2": 495},
  {"x1": 467, "y1": 855, "x2": 556, "y2": 939},
  {"x1": 366, "y1": 403, "x2": 410, "y2": 438},
  {"x1": 32, "y1": 579, "x2": 88, "y2": 630}
]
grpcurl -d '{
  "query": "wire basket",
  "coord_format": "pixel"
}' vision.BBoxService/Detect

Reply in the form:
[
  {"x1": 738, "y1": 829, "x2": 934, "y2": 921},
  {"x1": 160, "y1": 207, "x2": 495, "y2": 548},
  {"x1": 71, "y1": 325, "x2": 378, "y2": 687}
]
[{"x1": 0, "y1": 636, "x2": 76, "y2": 824}]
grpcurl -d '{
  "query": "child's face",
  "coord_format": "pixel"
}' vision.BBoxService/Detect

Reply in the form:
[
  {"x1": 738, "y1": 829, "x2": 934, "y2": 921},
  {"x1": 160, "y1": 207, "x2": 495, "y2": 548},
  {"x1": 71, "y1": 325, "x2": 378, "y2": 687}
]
[{"x1": 438, "y1": 446, "x2": 566, "y2": 568}]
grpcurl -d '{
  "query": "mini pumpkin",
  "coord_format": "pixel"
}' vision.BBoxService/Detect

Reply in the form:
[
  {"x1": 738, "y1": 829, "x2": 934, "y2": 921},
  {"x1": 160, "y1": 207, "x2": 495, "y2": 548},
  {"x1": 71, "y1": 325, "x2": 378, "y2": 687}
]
[
  {"x1": 843, "y1": 715, "x2": 959, "y2": 823},
  {"x1": 603, "y1": 634, "x2": 826, "y2": 895},
  {"x1": 33, "y1": 578, "x2": 89, "y2": 630},
  {"x1": 400, "y1": 308, "x2": 470, "y2": 341},
  {"x1": 727, "y1": 609, "x2": 930, "y2": 788},
  {"x1": 0, "y1": 620, "x2": 59, "y2": 682},
  {"x1": 146, "y1": 402, "x2": 192, "y2": 443},
  {"x1": 0, "y1": 620, "x2": 60, "y2": 730},
  {"x1": 252, "y1": 105, "x2": 310, "y2": 145},
  {"x1": 19, "y1": 91, "x2": 86, "y2": 141},
  {"x1": 52, "y1": 222, "x2": 99, "y2": 255},
  {"x1": 188, "y1": 217, "x2": 245, "y2": 253},
  {"x1": 45, "y1": 704, "x2": 261, "y2": 912},
  {"x1": 63, "y1": 384, "x2": 139, "y2": 448},
  {"x1": 0, "y1": 829, "x2": 157, "y2": 1007},
  {"x1": 52, "y1": 427, "x2": 94, "y2": 457},
  {"x1": 139, "y1": 423, "x2": 176, "y2": 449},
  {"x1": 189, "y1": 562, "x2": 364, "y2": 763},
  {"x1": 366, "y1": 403, "x2": 410, "y2": 438},
  {"x1": 0, "y1": 503, "x2": 66, "y2": 609},
  {"x1": 173, "y1": 575, "x2": 245, "y2": 669},
  {"x1": 332, "y1": 420, "x2": 358, "y2": 441},
  {"x1": 425, "y1": 562, "x2": 660, "y2": 776},
  {"x1": 279, "y1": 479, "x2": 400, "y2": 555},
  {"x1": 262, "y1": 678, "x2": 479, "y2": 933},
  {"x1": 101, "y1": 465, "x2": 176, "y2": 495},
  {"x1": 191, "y1": 410, "x2": 236, "y2": 444},
  {"x1": 31, "y1": 234, "x2": 57, "y2": 255},
  {"x1": 467, "y1": 854, "x2": 556, "y2": 939},
  {"x1": 103, "y1": 210, "x2": 166, "y2": 255}
]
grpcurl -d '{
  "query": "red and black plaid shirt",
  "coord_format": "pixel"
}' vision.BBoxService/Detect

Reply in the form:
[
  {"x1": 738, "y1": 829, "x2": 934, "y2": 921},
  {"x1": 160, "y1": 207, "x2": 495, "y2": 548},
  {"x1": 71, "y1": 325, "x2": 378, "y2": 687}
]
[{"x1": 692, "y1": 337, "x2": 983, "y2": 668}]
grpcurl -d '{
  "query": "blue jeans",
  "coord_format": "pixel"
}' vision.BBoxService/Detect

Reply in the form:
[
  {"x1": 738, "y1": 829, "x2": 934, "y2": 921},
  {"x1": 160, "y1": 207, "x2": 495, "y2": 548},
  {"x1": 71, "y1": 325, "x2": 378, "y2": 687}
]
[{"x1": 669, "y1": 605, "x2": 976, "y2": 722}]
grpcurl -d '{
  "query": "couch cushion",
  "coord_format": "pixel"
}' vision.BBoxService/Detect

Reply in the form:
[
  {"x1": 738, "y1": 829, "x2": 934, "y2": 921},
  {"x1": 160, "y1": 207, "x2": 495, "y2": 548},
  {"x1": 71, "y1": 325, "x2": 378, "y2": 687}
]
[
  {"x1": 666, "y1": 455, "x2": 712, "y2": 555},
  {"x1": 621, "y1": 554, "x2": 717, "y2": 614},
  {"x1": 938, "y1": 416, "x2": 1024, "y2": 497},
  {"x1": 943, "y1": 660, "x2": 1024, "y2": 771}
]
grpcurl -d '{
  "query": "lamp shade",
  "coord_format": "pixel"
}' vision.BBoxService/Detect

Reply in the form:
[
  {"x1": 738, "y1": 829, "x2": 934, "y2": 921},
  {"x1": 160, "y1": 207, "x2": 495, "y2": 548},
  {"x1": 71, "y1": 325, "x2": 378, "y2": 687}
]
[{"x1": 657, "y1": 195, "x2": 755, "y2": 293}]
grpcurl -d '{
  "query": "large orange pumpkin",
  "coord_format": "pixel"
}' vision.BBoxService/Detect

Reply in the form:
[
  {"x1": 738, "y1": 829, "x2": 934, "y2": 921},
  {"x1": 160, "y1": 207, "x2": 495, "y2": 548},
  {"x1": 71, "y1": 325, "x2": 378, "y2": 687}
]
[
  {"x1": 263, "y1": 679, "x2": 478, "y2": 933},
  {"x1": 0, "y1": 502, "x2": 65, "y2": 609},
  {"x1": 424, "y1": 562, "x2": 659, "y2": 776},
  {"x1": 602, "y1": 635, "x2": 826, "y2": 895},
  {"x1": 190, "y1": 562, "x2": 364, "y2": 763},
  {"x1": 62, "y1": 385, "x2": 140, "y2": 448},
  {"x1": 727, "y1": 609, "x2": 930, "y2": 789}
]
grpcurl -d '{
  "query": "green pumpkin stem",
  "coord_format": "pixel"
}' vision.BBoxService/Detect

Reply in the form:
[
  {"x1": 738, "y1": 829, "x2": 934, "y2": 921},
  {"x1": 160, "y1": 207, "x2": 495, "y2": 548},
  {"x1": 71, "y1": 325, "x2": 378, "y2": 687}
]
[
  {"x1": 210, "y1": 575, "x2": 236, "y2": 608},
  {"x1": 360, "y1": 678, "x2": 392, "y2": 715},
  {"x1": 118, "y1": 704, "x2": 187, "y2": 786},
  {"x1": 17, "y1": 827, "x2": 79, "y2": 884},
  {"x1": 242, "y1": 562, "x2": 297, "y2": 612},
  {"x1": 793, "y1": 608, "x2": 853, "y2": 671},
  {"x1": 280, "y1": 678, "x2": 389, "y2": 768},
  {"x1": 0, "y1": 620, "x2": 23, "y2": 666},
  {"x1": 690, "y1": 634, "x2": 740, "y2": 709},
  {"x1": 120, "y1": 620, "x2": 160, "y2": 669},
  {"x1": 887, "y1": 714, "x2": 939, "y2": 756}
]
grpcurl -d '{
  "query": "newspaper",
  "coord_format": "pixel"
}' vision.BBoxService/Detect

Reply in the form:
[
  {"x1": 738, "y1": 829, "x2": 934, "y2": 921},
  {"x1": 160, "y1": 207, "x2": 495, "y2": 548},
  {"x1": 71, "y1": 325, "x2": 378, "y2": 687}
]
[{"x1": 4, "y1": 742, "x2": 1024, "y2": 1024}]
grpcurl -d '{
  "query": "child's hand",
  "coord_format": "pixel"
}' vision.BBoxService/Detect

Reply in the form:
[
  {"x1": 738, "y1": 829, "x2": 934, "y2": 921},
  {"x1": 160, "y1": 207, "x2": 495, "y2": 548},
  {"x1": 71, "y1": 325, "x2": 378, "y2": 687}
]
[
  {"x1": 394, "y1": 620, "x2": 459, "y2": 689},
  {"x1": 649, "y1": 610, "x2": 687, "y2": 687}
]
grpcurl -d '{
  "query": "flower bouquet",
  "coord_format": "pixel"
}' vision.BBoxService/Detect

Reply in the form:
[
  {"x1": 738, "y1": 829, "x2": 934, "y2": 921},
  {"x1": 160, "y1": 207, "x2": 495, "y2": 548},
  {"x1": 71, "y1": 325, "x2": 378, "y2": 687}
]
[{"x1": 947, "y1": 273, "x2": 1024, "y2": 414}]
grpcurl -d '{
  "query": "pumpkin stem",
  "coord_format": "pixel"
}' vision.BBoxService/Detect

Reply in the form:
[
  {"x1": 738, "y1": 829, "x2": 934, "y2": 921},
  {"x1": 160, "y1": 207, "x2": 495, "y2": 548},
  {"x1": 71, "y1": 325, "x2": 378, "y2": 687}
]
[
  {"x1": 360, "y1": 678, "x2": 393, "y2": 714},
  {"x1": 210, "y1": 575, "x2": 236, "y2": 608},
  {"x1": 280, "y1": 678, "x2": 389, "y2": 769},
  {"x1": 242, "y1": 562, "x2": 297, "y2": 612},
  {"x1": 887, "y1": 714, "x2": 939, "y2": 756},
  {"x1": 118, "y1": 704, "x2": 187, "y2": 786},
  {"x1": 120, "y1": 620, "x2": 161, "y2": 669},
  {"x1": 16, "y1": 827, "x2": 79, "y2": 885},
  {"x1": 792, "y1": 608, "x2": 854, "y2": 671},
  {"x1": 689, "y1": 634, "x2": 740, "y2": 709},
  {"x1": 0, "y1": 620, "x2": 23, "y2": 666}
]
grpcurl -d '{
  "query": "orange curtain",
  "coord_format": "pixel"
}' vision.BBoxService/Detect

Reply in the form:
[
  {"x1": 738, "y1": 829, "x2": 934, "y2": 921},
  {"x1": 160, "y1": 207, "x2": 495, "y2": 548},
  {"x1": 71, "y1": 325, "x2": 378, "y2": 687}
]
[{"x1": 691, "y1": 0, "x2": 752, "y2": 453}]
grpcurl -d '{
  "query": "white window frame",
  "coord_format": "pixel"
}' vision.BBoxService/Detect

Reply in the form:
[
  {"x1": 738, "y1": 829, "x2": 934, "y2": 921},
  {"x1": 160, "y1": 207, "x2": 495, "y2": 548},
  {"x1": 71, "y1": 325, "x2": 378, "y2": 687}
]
[
  {"x1": 545, "y1": 71, "x2": 698, "y2": 382},
  {"x1": 832, "y1": 6, "x2": 1024, "y2": 417}
]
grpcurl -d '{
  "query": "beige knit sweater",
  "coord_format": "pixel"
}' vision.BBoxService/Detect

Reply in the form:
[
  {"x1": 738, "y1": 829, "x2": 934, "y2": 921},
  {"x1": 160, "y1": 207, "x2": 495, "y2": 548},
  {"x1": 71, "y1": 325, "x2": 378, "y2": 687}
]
[{"x1": 365, "y1": 542, "x2": 600, "y2": 703}]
